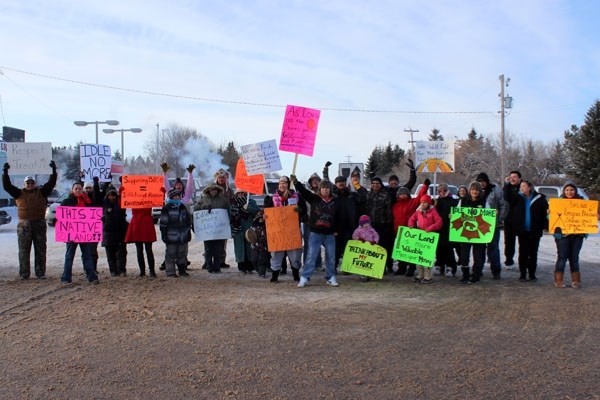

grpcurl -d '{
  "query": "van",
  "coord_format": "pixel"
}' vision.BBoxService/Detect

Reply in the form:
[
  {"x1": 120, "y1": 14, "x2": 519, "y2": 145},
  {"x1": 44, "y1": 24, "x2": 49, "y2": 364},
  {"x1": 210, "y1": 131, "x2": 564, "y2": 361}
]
[
  {"x1": 536, "y1": 185, "x2": 588, "y2": 200},
  {"x1": 412, "y1": 184, "x2": 459, "y2": 199}
]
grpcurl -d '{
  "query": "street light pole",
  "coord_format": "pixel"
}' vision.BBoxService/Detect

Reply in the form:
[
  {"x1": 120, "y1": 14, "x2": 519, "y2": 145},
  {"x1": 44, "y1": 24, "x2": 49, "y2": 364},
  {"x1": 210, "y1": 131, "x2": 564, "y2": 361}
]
[
  {"x1": 74, "y1": 120, "x2": 120, "y2": 144},
  {"x1": 102, "y1": 128, "x2": 142, "y2": 160},
  {"x1": 156, "y1": 123, "x2": 160, "y2": 174}
]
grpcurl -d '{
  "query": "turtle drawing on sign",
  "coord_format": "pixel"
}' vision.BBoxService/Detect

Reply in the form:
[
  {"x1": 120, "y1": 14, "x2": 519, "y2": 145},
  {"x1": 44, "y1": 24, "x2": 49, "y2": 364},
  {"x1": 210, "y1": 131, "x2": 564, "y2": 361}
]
[{"x1": 451, "y1": 211, "x2": 493, "y2": 240}]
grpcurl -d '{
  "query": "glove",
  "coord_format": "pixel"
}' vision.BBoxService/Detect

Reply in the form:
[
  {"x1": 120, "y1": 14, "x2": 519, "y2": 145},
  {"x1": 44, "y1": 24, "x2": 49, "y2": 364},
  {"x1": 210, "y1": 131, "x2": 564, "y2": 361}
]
[
  {"x1": 405, "y1": 159, "x2": 414, "y2": 169},
  {"x1": 186, "y1": 164, "x2": 196, "y2": 173},
  {"x1": 370, "y1": 241, "x2": 376, "y2": 245},
  {"x1": 93, "y1": 176, "x2": 99, "y2": 183},
  {"x1": 325, "y1": 161, "x2": 332, "y2": 167},
  {"x1": 353, "y1": 182, "x2": 361, "y2": 190},
  {"x1": 49, "y1": 160, "x2": 57, "y2": 171},
  {"x1": 360, "y1": 238, "x2": 365, "y2": 243},
  {"x1": 160, "y1": 187, "x2": 166, "y2": 193},
  {"x1": 160, "y1": 162, "x2": 170, "y2": 173},
  {"x1": 119, "y1": 186, "x2": 125, "y2": 193},
  {"x1": 2, "y1": 163, "x2": 9, "y2": 173},
  {"x1": 424, "y1": 178, "x2": 431, "y2": 186},
  {"x1": 79, "y1": 171, "x2": 85, "y2": 179},
  {"x1": 290, "y1": 174, "x2": 298, "y2": 184},
  {"x1": 293, "y1": 206, "x2": 300, "y2": 213}
]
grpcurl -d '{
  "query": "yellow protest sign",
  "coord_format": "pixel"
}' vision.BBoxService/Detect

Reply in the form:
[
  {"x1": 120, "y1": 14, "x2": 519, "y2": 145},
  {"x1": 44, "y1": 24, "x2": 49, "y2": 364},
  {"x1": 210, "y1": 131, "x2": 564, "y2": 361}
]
[
  {"x1": 549, "y1": 198, "x2": 599, "y2": 234},
  {"x1": 340, "y1": 240, "x2": 387, "y2": 279},
  {"x1": 264, "y1": 206, "x2": 302, "y2": 251}
]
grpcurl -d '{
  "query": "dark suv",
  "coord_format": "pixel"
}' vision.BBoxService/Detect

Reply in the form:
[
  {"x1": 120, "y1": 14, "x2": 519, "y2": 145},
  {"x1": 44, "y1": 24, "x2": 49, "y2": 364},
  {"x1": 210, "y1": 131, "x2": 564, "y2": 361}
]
[{"x1": 0, "y1": 209, "x2": 12, "y2": 226}]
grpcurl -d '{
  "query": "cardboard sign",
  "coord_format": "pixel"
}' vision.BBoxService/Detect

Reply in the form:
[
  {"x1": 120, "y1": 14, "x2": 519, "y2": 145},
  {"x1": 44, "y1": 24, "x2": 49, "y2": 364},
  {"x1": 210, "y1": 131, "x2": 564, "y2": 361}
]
[
  {"x1": 264, "y1": 206, "x2": 302, "y2": 251},
  {"x1": 193, "y1": 209, "x2": 231, "y2": 241},
  {"x1": 340, "y1": 240, "x2": 387, "y2": 279},
  {"x1": 279, "y1": 105, "x2": 321, "y2": 157},
  {"x1": 549, "y1": 198, "x2": 599, "y2": 234},
  {"x1": 121, "y1": 175, "x2": 164, "y2": 208},
  {"x1": 240, "y1": 139, "x2": 282, "y2": 175},
  {"x1": 5, "y1": 142, "x2": 53, "y2": 175},
  {"x1": 392, "y1": 227, "x2": 439, "y2": 267},
  {"x1": 449, "y1": 207, "x2": 497, "y2": 243},
  {"x1": 414, "y1": 141, "x2": 455, "y2": 173},
  {"x1": 80, "y1": 144, "x2": 112, "y2": 182},
  {"x1": 55, "y1": 206, "x2": 103, "y2": 243},
  {"x1": 234, "y1": 158, "x2": 265, "y2": 194}
]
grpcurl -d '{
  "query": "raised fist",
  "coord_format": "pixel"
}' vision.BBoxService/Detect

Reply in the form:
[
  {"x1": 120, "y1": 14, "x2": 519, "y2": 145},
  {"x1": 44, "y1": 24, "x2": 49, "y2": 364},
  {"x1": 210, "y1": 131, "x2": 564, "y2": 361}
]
[
  {"x1": 49, "y1": 160, "x2": 57, "y2": 170},
  {"x1": 160, "y1": 162, "x2": 170, "y2": 173},
  {"x1": 325, "y1": 161, "x2": 332, "y2": 168},
  {"x1": 2, "y1": 163, "x2": 9, "y2": 173},
  {"x1": 405, "y1": 159, "x2": 414, "y2": 169},
  {"x1": 424, "y1": 178, "x2": 431, "y2": 186},
  {"x1": 186, "y1": 164, "x2": 196, "y2": 173},
  {"x1": 290, "y1": 174, "x2": 298, "y2": 184}
]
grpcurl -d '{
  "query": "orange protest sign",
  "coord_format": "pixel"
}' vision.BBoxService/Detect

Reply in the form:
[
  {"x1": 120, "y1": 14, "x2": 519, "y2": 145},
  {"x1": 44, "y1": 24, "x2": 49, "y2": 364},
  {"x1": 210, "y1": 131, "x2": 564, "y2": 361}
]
[
  {"x1": 121, "y1": 175, "x2": 165, "y2": 208},
  {"x1": 234, "y1": 158, "x2": 264, "y2": 194},
  {"x1": 549, "y1": 198, "x2": 599, "y2": 234},
  {"x1": 264, "y1": 206, "x2": 302, "y2": 252}
]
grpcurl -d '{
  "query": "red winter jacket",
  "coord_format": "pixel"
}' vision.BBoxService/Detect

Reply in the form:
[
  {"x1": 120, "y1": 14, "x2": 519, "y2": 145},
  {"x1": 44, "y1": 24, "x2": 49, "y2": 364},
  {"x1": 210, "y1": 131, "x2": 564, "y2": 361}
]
[{"x1": 392, "y1": 184, "x2": 429, "y2": 232}]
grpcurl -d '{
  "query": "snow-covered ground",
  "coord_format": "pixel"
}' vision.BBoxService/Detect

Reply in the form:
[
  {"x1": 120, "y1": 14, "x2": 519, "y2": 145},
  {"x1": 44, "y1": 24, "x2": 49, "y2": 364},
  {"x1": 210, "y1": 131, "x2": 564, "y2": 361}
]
[{"x1": 1, "y1": 206, "x2": 599, "y2": 281}]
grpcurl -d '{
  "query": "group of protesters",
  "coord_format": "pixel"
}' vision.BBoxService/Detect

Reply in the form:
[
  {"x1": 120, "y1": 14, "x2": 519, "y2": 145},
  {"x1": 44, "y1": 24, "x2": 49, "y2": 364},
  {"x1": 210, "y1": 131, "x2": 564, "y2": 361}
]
[{"x1": 2, "y1": 158, "x2": 590, "y2": 289}]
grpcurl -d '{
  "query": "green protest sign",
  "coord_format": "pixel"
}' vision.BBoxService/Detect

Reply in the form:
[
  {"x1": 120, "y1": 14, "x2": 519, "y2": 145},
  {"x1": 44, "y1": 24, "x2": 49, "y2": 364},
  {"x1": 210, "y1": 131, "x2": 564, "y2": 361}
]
[
  {"x1": 449, "y1": 207, "x2": 496, "y2": 244},
  {"x1": 340, "y1": 240, "x2": 387, "y2": 279},
  {"x1": 392, "y1": 227, "x2": 439, "y2": 267}
]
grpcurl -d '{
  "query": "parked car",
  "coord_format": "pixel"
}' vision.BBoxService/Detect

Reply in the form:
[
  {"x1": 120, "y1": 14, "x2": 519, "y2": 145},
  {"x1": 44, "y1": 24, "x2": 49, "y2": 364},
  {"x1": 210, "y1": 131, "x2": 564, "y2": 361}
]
[
  {"x1": 0, "y1": 209, "x2": 12, "y2": 226},
  {"x1": 45, "y1": 192, "x2": 69, "y2": 226},
  {"x1": 536, "y1": 185, "x2": 588, "y2": 200},
  {"x1": 250, "y1": 179, "x2": 280, "y2": 208}
]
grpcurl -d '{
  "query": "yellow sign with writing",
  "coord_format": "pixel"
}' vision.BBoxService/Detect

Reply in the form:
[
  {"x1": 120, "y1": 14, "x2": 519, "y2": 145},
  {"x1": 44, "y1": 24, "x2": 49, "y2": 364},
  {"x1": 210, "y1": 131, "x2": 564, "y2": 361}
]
[{"x1": 549, "y1": 198, "x2": 598, "y2": 234}]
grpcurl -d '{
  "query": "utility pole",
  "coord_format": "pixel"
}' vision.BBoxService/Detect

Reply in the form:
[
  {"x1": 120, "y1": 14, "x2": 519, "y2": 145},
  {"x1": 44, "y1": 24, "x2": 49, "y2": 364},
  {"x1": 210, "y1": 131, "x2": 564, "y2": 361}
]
[
  {"x1": 345, "y1": 155, "x2": 352, "y2": 163},
  {"x1": 498, "y1": 75, "x2": 512, "y2": 180},
  {"x1": 404, "y1": 127, "x2": 419, "y2": 155},
  {"x1": 155, "y1": 123, "x2": 160, "y2": 174}
]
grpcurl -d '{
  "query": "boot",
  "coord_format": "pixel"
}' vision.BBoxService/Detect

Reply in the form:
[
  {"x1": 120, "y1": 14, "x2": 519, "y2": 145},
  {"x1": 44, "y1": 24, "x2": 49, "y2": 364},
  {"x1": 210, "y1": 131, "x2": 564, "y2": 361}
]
[
  {"x1": 178, "y1": 264, "x2": 189, "y2": 277},
  {"x1": 270, "y1": 269, "x2": 280, "y2": 283},
  {"x1": 469, "y1": 267, "x2": 480, "y2": 284},
  {"x1": 292, "y1": 267, "x2": 300, "y2": 282},
  {"x1": 139, "y1": 265, "x2": 146, "y2": 277},
  {"x1": 149, "y1": 265, "x2": 157, "y2": 278},
  {"x1": 519, "y1": 266, "x2": 527, "y2": 282},
  {"x1": 406, "y1": 265, "x2": 416, "y2": 277},
  {"x1": 460, "y1": 267, "x2": 470, "y2": 283},
  {"x1": 554, "y1": 271, "x2": 565, "y2": 288},
  {"x1": 571, "y1": 271, "x2": 581, "y2": 288}
]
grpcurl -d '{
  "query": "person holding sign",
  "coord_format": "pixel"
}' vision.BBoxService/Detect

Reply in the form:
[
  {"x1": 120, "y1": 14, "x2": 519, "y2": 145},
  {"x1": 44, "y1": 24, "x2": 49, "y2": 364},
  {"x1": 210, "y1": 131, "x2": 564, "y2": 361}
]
[
  {"x1": 457, "y1": 181, "x2": 487, "y2": 284},
  {"x1": 194, "y1": 184, "x2": 230, "y2": 274},
  {"x1": 59, "y1": 181, "x2": 100, "y2": 285},
  {"x1": 552, "y1": 181, "x2": 587, "y2": 288},
  {"x1": 2, "y1": 160, "x2": 57, "y2": 280},
  {"x1": 503, "y1": 181, "x2": 548, "y2": 282},
  {"x1": 160, "y1": 189, "x2": 193, "y2": 277},
  {"x1": 101, "y1": 188, "x2": 129, "y2": 277},
  {"x1": 230, "y1": 190, "x2": 260, "y2": 274},
  {"x1": 407, "y1": 195, "x2": 442, "y2": 283},
  {"x1": 352, "y1": 215, "x2": 380, "y2": 282},
  {"x1": 292, "y1": 176, "x2": 340, "y2": 288},
  {"x1": 214, "y1": 168, "x2": 233, "y2": 269}
]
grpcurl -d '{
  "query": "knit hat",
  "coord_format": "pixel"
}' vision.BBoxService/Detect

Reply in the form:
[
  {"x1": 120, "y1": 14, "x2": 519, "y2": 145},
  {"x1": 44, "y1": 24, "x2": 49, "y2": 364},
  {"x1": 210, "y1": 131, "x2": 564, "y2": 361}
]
[
  {"x1": 23, "y1": 176, "x2": 35, "y2": 184},
  {"x1": 420, "y1": 195, "x2": 433, "y2": 205},
  {"x1": 359, "y1": 215, "x2": 371, "y2": 226},
  {"x1": 476, "y1": 172, "x2": 490, "y2": 183},
  {"x1": 334, "y1": 175, "x2": 346, "y2": 183},
  {"x1": 562, "y1": 180, "x2": 577, "y2": 191},
  {"x1": 83, "y1": 181, "x2": 94, "y2": 189},
  {"x1": 371, "y1": 177, "x2": 383, "y2": 185},
  {"x1": 308, "y1": 172, "x2": 321, "y2": 186},
  {"x1": 319, "y1": 179, "x2": 332, "y2": 189},
  {"x1": 397, "y1": 187, "x2": 411, "y2": 196},
  {"x1": 469, "y1": 181, "x2": 482, "y2": 192},
  {"x1": 351, "y1": 167, "x2": 361, "y2": 177},
  {"x1": 168, "y1": 189, "x2": 182, "y2": 199},
  {"x1": 105, "y1": 188, "x2": 118, "y2": 198}
]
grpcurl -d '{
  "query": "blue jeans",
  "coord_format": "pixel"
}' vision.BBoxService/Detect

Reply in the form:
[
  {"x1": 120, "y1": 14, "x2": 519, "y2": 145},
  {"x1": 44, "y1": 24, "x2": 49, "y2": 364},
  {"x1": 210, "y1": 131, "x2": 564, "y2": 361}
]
[
  {"x1": 61, "y1": 242, "x2": 98, "y2": 283},
  {"x1": 302, "y1": 232, "x2": 336, "y2": 281},
  {"x1": 302, "y1": 223, "x2": 321, "y2": 268},
  {"x1": 486, "y1": 227, "x2": 501, "y2": 273},
  {"x1": 555, "y1": 235, "x2": 584, "y2": 273}
]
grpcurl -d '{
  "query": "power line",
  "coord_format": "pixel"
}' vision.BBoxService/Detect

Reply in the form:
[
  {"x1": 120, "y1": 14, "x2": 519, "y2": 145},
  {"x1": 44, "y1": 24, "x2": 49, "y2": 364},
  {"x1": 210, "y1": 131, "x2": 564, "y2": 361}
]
[{"x1": 0, "y1": 66, "x2": 493, "y2": 115}]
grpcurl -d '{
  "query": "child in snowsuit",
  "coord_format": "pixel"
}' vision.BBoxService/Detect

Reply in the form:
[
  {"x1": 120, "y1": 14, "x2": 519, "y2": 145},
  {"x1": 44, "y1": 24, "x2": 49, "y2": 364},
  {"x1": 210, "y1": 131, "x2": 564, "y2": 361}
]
[
  {"x1": 159, "y1": 189, "x2": 192, "y2": 277},
  {"x1": 408, "y1": 195, "x2": 443, "y2": 283}
]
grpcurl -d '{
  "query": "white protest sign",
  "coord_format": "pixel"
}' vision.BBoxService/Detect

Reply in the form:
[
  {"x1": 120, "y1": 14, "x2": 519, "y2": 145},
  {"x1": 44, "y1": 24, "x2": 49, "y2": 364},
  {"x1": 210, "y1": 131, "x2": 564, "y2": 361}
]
[
  {"x1": 240, "y1": 139, "x2": 282, "y2": 175},
  {"x1": 5, "y1": 142, "x2": 53, "y2": 175},
  {"x1": 80, "y1": 144, "x2": 112, "y2": 182},
  {"x1": 193, "y1": 209, "x2": 231, "y2": 241},
  {"x1": 414, "y1": 141, "x2": 455, "y2": 173}
]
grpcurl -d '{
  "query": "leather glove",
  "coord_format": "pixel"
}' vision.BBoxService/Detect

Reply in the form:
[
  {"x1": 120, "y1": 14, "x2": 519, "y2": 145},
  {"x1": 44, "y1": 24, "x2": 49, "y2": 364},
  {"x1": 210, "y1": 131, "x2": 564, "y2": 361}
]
[
  {"x1": 49, "y1": 160, "x2": 57, "y2": 171},
  {"x1": 160, "y1": 162, "x2": 169, "y2": 172},
  {"x1": 325, "y1": 161, "x2": 332, "y2": 167},
  {"x1": 405, "y1": 159, "x2": 414, "y2": 169},
  {"x1": 186, "y1": 164, "x2": 196, "y2": 173},
  {"x1": 424, "y1": 178, "x2": 431, "y2": 186},
  {"x1": 2, "y1": 163, "x2": 9, "y2": 173}
]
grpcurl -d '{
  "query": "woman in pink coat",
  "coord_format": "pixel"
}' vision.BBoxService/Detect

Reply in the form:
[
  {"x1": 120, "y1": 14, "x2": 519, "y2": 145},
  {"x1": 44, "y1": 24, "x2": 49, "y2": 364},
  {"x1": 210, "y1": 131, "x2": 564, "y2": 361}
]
[{"x1": 408, "y1": 195, "x2": 442, "y2": 283}]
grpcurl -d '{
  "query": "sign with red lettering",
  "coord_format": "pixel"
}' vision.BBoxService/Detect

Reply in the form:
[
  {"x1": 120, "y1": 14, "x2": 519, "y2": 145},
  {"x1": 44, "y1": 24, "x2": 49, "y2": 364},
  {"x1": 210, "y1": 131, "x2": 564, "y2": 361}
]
[
  {"x1": 279, "y1": 105, "x2": 321, "y2": 157},
  {"x1": 121, "y1": 175, "x2": 165, "y2": 208}
]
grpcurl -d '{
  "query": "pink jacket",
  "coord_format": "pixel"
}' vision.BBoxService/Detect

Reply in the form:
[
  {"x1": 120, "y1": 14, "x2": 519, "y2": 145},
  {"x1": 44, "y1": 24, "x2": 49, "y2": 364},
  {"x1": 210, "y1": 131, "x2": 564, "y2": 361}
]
[
  {"x1": 352, "y1": 226, "x2": 380, "y2": 243},
  {"x1": 407, "y1": 207, "x2": 443, "y2": 232}
]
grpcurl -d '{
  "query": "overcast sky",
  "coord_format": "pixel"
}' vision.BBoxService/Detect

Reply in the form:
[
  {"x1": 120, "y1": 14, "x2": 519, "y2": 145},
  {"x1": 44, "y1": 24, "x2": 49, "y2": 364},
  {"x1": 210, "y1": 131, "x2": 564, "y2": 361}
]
[{"x1": 1, "y1": 0, "x2": 599, "y2": 180}]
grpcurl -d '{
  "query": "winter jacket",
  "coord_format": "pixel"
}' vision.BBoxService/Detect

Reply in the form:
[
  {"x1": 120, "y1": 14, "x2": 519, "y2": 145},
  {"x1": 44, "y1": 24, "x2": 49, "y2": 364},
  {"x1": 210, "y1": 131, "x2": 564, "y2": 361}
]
[
  {"x1": 159, "y1": 202, "x2": 192, "y2": 244},
  {"x1": 231, "y1": 193, "x2": 259, "y2": 263},
  {"x1": 125, "y1": 208, "x2": 157, "y2": 243},
  {"x1": 352, "y1": 226, "x2": 380, "y2": 243},
  {"x1": 482, "y1": 183, "x2": 508, "y2": 224},
  {"x1": 435, "y1": 194, "x2": 458, "y2": 238},
  {"x1": 504, "y1": 189, "x2": 548, "y2": 237},
  {"x1": 408, "y1": 206, "x2": 443, "y2": 232},
  {"x1": 2, "y1": 170, "x2": 57, "y2": 221},
  {"x1": 503, "y1": 182, "x2": 521, "y2": 224},
  {"x1": 392, "y1": 183, "x2": 429, "y2": 232},
  {"x1": 195, "y1": 184, "x2": 230, "y2": 211},
  {"x1": 101, "y1": 195, "x2": 129, "y2": 247},
  {"x1": 296, "y1": 183, "x2": 339, "y2": 235},
  {"x1": 366, "y1": 189, "x2": 392, "y2": 227},
  {"x1": 333, "y1": 188, "x2": 358, "y2": 231}
]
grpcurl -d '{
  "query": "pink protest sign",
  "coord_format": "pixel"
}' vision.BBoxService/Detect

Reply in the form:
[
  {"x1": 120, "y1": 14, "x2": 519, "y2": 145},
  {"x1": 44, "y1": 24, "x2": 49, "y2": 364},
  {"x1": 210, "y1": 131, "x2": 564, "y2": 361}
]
[
  {"x1": 279, "y1": 105, "x2": 321, "y2": 157},
  {"x1": 55, "y1": 206, "x2": 103, "y2": 243}
]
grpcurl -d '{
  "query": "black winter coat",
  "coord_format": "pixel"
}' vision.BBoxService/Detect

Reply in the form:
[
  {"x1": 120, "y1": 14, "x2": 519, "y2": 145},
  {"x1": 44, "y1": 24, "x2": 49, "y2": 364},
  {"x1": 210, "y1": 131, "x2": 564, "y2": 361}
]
[
  {"x1": 504, "y1": 189, "x2": 548, "y2": 237},
  {"x1": 159, "y1": 203, "x2": 192, "y2": 244},
  {"x1": 101, "y1": 198, "x2": 128, "y2": 247}
]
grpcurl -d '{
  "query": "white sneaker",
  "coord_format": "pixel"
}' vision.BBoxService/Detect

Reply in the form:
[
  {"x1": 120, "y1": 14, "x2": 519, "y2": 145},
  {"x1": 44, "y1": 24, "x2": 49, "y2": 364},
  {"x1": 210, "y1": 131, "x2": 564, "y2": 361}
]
[
  {"x1": 327, "y1": 276, "x2": 339, "y2": 287},
  {"x1": 434, "y1": 266, "x2": 441, "y2": 276},
  {"x1": 297, "y1": 277, "x2": 308, "y2": 288},
  {"x1": 445, "y1": 270, "x2": 454, "y2": 277}
]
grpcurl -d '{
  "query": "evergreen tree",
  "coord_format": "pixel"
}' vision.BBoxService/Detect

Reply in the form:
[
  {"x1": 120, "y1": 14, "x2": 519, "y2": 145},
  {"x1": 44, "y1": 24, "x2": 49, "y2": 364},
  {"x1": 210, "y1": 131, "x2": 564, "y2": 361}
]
[
  {"x1": 218, "y1": 141, "x2": 240, "y2": 177},
  {"x1": 429, "y1": 128, "x2": 444, "y2": 141},
  {"x1": 564, "y1": 100, "x2": 600, "y2": 192}
]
